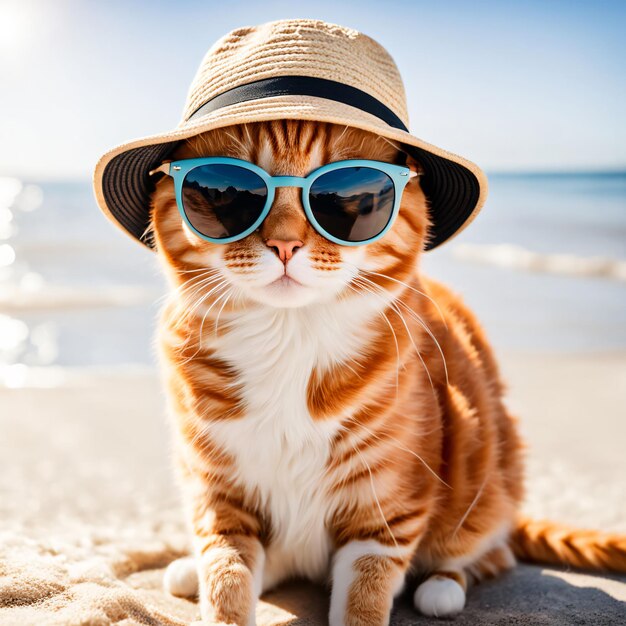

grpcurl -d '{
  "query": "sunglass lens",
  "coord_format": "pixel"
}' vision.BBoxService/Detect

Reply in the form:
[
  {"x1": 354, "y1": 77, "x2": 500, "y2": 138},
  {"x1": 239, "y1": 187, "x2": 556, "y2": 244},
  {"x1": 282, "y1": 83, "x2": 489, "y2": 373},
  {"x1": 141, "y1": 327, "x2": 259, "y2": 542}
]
[
  {"x1": 309, "y1": 167, "x2": 395, "y2": 243},
  {"x1": 181, "y1": 164, "x2": 267, "y2": 240}
]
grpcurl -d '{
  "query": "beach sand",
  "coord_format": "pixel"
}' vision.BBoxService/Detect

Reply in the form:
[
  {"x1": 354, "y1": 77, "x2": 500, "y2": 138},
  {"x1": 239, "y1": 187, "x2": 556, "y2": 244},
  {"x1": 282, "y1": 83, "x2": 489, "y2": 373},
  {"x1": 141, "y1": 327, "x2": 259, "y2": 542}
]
[{"x1": 1, "y1": 352, "x2": 625, "y2": 625}]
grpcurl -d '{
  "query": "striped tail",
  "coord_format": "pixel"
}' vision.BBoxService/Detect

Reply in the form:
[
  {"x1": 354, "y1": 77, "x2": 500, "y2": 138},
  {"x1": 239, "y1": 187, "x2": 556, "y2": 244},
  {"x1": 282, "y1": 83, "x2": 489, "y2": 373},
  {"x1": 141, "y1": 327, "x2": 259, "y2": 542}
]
[{"x1": 511, "y1": 517, "x2": 626, "y2": 573}]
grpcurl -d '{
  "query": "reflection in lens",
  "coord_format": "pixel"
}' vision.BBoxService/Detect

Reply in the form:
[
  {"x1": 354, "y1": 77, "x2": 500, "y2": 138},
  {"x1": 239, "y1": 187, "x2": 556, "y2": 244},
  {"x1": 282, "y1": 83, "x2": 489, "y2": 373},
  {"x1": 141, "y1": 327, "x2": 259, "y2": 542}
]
[
  {"x1": 309, "y1": 167, "x2": 395, "y2": 242},
  {"x1": 182, "y1": 164, "x2": 267, "y2": 240}
]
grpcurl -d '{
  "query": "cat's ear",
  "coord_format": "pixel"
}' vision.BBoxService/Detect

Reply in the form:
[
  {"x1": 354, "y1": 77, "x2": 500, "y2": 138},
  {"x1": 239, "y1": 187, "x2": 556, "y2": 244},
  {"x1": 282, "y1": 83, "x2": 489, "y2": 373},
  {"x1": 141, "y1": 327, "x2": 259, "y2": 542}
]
[
  {"x1": 405, "y1": 153, "x2": 424, "y2": 177},
  {"x1": 396, "y1": 148, "x2": 424, "y2": 178}
]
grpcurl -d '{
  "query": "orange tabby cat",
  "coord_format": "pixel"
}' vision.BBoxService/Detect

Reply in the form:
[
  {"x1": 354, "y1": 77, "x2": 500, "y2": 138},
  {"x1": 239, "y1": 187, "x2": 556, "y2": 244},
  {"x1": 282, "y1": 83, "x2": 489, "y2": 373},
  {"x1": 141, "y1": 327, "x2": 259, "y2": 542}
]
[{"x1": 151, "y1": 120, "x2": 626, "y2": 625}]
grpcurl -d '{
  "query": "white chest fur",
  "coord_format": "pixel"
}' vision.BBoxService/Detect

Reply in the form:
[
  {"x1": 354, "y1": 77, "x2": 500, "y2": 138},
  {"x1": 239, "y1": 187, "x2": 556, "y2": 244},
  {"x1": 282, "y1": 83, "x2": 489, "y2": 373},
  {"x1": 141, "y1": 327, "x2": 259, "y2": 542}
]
[{"x1": 207, "y1": 300, "x2": 379, "y2": 589}]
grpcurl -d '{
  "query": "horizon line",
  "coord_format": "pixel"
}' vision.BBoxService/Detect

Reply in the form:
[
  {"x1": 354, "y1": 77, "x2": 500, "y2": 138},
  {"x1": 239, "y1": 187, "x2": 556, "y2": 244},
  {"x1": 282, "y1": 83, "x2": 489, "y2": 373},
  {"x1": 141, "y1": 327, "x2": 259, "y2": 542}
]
[{"x1": 1, "y1": 167, "x2": 626, "y2": 184}]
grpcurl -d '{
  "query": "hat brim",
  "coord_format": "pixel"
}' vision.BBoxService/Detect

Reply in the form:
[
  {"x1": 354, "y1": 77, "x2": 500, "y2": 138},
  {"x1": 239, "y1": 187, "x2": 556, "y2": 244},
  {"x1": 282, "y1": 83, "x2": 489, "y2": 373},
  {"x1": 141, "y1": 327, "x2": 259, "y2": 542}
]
[{"x1": 93, "y1": 95, "x2": 487, "y2": 251}]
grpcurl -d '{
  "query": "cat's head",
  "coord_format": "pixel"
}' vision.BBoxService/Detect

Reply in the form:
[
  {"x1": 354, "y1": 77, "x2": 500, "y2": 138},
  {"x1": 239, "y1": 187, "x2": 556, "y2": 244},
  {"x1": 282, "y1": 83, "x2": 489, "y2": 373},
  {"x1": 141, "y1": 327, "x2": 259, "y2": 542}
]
[{"x1": 151, "y1": 121, "x2": 429, "y2": 309}]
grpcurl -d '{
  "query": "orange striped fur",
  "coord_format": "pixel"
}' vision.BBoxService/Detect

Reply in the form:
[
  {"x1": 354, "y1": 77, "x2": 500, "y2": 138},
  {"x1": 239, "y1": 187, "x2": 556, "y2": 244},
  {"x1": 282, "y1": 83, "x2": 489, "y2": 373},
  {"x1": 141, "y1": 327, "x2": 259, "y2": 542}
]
[
  {"x1": 150, "y1": 121, "x2": 626, "y2": 625},
  {"x1": 512, "y1": 517, "x2": 626, "y2": 574}
]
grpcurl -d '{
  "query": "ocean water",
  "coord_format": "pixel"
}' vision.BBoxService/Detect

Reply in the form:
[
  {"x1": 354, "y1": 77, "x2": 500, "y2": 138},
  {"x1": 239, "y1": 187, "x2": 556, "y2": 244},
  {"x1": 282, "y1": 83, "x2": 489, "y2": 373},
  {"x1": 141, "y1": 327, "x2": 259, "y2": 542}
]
[
  {"x1": 0, "y1": 172, "x2": 624, "y2": 386},
  {"x1": 423, "y1": 172, "x2": 626, "y2": 353}
]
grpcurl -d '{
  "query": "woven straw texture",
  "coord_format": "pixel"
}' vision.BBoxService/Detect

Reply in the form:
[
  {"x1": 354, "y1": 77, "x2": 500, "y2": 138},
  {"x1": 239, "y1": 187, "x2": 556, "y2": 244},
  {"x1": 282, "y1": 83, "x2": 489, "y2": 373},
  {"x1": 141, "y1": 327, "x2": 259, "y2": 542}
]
[{"x1": 183, "y1": 20, "x2": 409, "y2": 125}]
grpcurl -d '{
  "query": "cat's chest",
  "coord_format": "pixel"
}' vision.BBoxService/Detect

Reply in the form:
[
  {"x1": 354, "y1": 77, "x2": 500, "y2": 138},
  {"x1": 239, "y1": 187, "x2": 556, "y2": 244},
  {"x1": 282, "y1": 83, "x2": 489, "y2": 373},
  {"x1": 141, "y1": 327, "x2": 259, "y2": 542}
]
[
  {"x1": 207, "y1": 308, "x2": 349, "y2": 581},
  {"x1": 210, "y1": 329, "x2": 338, "y2": 510}
]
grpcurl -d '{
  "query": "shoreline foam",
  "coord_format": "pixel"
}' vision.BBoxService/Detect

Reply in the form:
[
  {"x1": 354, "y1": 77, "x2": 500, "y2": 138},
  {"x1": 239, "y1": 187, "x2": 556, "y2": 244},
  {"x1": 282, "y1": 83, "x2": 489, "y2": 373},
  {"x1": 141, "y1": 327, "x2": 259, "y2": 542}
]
[{"x1": 452, "y1": 243, "x2": 626, "y2": 281}]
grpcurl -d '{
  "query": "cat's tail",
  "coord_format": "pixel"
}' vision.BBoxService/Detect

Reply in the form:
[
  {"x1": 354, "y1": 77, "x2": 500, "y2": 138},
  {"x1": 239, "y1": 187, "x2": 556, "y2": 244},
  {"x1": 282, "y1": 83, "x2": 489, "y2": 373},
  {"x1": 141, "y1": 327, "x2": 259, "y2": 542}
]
[{"x1": 511, "y1": 516, "x2": 626, "y2": 573}]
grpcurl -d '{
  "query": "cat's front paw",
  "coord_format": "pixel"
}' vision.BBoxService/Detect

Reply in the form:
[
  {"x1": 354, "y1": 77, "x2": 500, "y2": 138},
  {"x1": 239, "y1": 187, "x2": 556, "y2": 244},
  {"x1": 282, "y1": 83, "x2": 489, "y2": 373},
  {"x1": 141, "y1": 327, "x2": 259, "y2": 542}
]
[
  {"x1": 199, "y1": 559, "x2": 257, "y2": 626},
  {"x1": 329, "y1": 541, "x2": 409, "y2": 626}
]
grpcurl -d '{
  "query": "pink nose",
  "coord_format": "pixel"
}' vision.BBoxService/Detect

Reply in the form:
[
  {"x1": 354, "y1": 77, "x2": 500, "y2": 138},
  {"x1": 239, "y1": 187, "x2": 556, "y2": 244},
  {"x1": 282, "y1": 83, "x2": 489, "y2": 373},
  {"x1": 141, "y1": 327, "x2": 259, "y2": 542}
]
[{"x1": 265, "y1": 239, "x2": 303, "y2": 263}]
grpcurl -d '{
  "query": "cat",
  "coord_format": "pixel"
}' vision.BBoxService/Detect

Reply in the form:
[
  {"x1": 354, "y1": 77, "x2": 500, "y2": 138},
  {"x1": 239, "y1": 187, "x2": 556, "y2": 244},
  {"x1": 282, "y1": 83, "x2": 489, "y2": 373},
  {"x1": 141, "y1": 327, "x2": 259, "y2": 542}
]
[{"x1": 150, "y1": 120, "x2": 625, "y2": 625}]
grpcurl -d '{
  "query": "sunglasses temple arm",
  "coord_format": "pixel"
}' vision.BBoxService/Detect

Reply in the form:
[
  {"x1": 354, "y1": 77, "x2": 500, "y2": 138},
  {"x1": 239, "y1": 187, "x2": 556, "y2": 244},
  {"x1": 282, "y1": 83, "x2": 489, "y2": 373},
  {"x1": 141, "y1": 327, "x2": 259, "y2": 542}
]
[{"x1": 149, "y1": 162, "x2": 172, "y2": 177}]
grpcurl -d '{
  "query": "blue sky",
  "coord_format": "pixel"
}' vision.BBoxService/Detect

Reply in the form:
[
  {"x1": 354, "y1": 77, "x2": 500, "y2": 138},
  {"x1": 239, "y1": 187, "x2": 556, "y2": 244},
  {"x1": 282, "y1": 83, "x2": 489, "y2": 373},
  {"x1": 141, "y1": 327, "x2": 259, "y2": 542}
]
[{"x1": 0, "y1": 0, "x2": 624, "y2": 179}]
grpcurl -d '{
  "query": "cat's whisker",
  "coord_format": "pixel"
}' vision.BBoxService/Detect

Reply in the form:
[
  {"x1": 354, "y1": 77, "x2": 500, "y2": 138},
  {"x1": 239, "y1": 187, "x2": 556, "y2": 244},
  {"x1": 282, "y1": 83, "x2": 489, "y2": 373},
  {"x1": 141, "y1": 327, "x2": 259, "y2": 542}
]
[
  {"x1": 346, "y1": 415, "x2": 451, "y2": 490},
  {"x1": 376, "y1": 134, "x2": 402, "y2": 153},
  {"x1": 348, "y1": 262, "x2": 446, "y2": 325},
  {"x1": 183, "y1": 279, "x2": 228, "y2": 319},
  {"x1": 153, "y1": 269, "x2": 222, "y2": 306},
  {"x1": 176, "y1": 282, "x2": 225, "y2": 321},
  {"x1": 323, "y1": 412, "x2": 439, "y2": 485},
  {"x1": 346, "y1": 283, "x2": 402, "y2": 397},
  {"x1": 361, "y1": 269, "x2": 448, "y2": 329},
  {"x1": 451, "y1": 474, "x2": 489, "y2": 538},
  {"x1": 172, "y1": 281, "x2": 227, "y2": 341},
  {"x1": 335, "y1": 124, "x2": 352, "y2": 146},
  {"x1": 213, "y1": 290, "x2": 233, "y2": 335},
  {"x1": 173, "y1": 272, "x2": 223, "y2": 297},
  {"x1": 352, "y1": 444, "x2": 400, "y2": 550},
  {"x1": 352, "y1": 276, "x2": 435, "y2": 394},
  {"x1": 173, "y1": 268, "x2": 221, "y2": 286},
  {"x1": 372, "y1": 306, "x2": 404, "y2": 396},
  {"x1": 351, "y1": 277, "x2": 431, "y2": 390},
  {"x1": 389, "y1": 294, "x2": 449, "y2": 387},
  {"x1": 356, "y1": 400, "x2": 441, "y2": 440},
  {"x1": 176, "y1": 267, "x2": 222, "y2": 274},
  {"x1": 166, "y1": 272, "x2": 224, "y2": 311},
  {"x1": 172, "y1": 281, "x2": 229, "y2": 361},
  {"x1": 194, "y1": 283, "x2": 231, "y2": 352},
  {"x1": 353, "y1": 273, "x2": 448, "y2": 388}
]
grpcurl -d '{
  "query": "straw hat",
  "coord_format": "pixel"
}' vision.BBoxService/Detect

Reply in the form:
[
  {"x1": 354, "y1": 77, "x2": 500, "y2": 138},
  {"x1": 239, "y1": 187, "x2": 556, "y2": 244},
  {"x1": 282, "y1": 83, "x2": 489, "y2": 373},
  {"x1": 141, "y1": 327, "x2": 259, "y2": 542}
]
[{"x1": 93, "y1": 18, "x2": 487, "y2": 251}]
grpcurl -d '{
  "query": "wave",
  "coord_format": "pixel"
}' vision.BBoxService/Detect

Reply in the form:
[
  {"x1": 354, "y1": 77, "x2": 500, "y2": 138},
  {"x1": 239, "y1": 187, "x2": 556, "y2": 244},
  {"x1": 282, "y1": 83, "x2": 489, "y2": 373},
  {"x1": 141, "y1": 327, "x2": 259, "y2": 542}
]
[
  {"x1": 0, "y1": 284, "x2": 161, "y2": 312},
  {"x1": 0, "y1": 364, "x2": 156, "y2": 389},
  {"x1": 12, "y1": 240, "x2": 124, "y2": 253},
  {"x1": 451, "y1": 243, "x2": 626, "y2": 282}
]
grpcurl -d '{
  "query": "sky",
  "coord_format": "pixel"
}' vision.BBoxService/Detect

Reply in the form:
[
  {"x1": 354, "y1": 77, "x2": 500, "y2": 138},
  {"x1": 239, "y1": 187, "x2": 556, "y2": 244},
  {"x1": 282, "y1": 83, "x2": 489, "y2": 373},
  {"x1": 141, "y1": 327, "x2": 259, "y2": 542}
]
[{"x1": 0, "y1": 0, "x2": 624, "y2": 179}]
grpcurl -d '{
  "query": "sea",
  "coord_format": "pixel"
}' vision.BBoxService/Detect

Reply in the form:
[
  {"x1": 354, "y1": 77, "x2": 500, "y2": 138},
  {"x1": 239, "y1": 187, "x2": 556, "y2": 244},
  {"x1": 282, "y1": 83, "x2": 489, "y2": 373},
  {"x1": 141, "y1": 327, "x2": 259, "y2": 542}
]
[{"x1": 0, "y1": 172, "x2": 624, "y2": 387}]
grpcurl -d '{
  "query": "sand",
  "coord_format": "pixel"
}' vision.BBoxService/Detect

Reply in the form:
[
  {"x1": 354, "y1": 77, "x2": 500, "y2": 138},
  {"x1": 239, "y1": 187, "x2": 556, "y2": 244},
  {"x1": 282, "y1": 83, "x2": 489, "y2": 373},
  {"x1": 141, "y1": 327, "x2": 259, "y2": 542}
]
[{"x1": 0, "y1": 352, "x2": 625, "y2": 625}]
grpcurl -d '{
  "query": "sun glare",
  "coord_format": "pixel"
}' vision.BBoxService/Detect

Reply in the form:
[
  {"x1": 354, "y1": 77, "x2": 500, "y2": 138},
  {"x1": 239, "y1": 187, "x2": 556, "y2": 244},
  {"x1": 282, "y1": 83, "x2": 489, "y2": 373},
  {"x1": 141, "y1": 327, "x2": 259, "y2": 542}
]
[{"x1": 0, "y1": 1, "x2": 38, "y2": 55}]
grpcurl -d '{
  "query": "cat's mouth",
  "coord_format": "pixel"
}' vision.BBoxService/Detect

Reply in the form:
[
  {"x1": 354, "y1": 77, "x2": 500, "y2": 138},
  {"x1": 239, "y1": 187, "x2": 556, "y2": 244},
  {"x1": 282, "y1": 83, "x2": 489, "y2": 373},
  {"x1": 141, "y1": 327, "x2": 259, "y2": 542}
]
[
  {"x1": 251, "y1": 272, "x2": 318, "y2": 308},
  {"x1": 266, "y1": 275, "x2": 304, "y2": 289}
]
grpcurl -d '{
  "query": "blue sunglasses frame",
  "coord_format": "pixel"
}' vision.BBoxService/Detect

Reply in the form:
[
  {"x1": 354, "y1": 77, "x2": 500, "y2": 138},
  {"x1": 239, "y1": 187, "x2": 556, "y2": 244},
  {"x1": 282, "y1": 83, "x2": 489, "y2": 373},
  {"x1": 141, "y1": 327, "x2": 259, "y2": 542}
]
[{"x1": 150, "y1": 157, "x2": 417, "y2": 246}]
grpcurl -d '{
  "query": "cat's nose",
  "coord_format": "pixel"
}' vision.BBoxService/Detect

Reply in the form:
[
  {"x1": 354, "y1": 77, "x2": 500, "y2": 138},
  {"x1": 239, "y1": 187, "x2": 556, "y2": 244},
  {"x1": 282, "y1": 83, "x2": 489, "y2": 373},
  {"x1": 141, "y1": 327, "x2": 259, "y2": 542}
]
[{"x1": 265, "y1": 239, "x2": 303, "y2": 263}]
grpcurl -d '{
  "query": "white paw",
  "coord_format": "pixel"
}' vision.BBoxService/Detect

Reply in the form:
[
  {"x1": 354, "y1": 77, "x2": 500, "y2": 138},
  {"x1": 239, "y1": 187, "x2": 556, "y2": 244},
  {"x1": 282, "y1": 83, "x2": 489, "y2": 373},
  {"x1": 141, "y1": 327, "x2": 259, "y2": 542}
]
[
  {"x1": 414, "y1": 576, "x2": 466, "y2": 617},
  {"x1": 164, "y1": 557, "x2": 199, "y2": 598}
]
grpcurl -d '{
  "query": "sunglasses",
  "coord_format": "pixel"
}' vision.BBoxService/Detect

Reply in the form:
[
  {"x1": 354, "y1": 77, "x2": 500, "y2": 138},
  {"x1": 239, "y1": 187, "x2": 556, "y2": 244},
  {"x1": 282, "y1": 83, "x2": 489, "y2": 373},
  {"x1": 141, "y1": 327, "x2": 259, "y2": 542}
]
[{"x1": 150, "y1": 157, "x2": 417, "y2": 246}]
